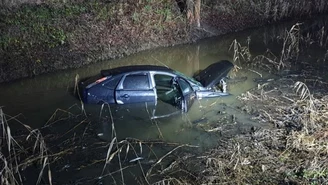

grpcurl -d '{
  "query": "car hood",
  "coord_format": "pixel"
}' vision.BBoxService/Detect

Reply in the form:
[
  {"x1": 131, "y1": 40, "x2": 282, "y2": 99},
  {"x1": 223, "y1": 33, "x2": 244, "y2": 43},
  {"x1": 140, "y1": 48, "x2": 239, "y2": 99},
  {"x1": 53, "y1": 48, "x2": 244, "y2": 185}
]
[{"x1": 193, "y1": 60, "x2": 234, "y2": 88}]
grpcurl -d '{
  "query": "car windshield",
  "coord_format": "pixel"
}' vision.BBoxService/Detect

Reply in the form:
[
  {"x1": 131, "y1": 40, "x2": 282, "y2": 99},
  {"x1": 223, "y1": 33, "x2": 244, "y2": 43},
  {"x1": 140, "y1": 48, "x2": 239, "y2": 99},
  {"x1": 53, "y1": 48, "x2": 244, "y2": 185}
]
[{"x1": 173, "y1": 71, "x2": 203, "y2": 87}]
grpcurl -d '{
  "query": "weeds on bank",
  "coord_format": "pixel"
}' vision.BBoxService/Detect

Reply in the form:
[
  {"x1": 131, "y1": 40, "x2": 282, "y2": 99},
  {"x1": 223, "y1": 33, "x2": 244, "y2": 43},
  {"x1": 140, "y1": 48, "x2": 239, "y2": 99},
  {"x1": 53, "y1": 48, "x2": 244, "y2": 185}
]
[
  {"x1": 1, "y1": 5, "x2": 68, "y2": 50},
  {"x1": 279, "y1": 23, "x2": 301, "y2": 69},
  {"x1": 241, "y1": 80, "x2": 328, "y2": 183},
  {"x1": 206, "y1": 0, "x2": 328, "y2": 22},
  {"x1": 227, "y1": 21, "x2": 328, "y2": 182},
  {"x1": 153, "y1": 79, "x2": 328, "y2": 184},
  {"x1": 230, "y1": 21, "x2": 310, "y2": 74},
  {"x1": 151, "y1": 22, "x2": 328, "y2": 184},
  {"x1": 229, "y1": 38, "x2": 251, "y2": 65},
  {"x1": 0, "y1": 0, "x2": 181, "y2": 54}
]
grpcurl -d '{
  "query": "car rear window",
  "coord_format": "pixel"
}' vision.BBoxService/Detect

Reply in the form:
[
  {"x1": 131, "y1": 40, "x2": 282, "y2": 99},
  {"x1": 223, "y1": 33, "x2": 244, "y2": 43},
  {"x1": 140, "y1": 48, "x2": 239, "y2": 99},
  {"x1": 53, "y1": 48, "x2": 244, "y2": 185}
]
[
  {"x1": 102, "y1": 75, "x2": 121, "y2": 89},
  {"x1": 83, "y1": 74, "x2": 102, "y2": 85},
  {"x1": 123, "y1": 74, "x2": 150, "y2": 90}
]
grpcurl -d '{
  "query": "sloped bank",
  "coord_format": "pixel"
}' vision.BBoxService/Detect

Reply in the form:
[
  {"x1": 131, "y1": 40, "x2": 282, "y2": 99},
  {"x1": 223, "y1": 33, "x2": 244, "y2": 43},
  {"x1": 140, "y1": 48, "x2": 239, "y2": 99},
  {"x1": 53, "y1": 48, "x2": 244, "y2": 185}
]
[{"x1": 1, "y1": 0, "x2": 328, "y2": 83}]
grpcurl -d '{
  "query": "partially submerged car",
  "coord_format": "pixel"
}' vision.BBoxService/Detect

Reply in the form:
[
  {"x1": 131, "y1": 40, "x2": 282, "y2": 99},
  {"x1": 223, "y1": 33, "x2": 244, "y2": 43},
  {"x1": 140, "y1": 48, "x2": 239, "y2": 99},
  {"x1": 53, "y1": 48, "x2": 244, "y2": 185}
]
[{"x1": 79, "y1": 60, "x2": 233, "y2": 112}]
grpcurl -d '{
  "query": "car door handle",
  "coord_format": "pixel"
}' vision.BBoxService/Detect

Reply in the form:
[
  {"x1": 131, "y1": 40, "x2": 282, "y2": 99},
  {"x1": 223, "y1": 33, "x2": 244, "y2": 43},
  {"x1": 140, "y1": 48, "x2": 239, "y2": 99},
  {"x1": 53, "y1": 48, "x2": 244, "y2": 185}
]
[{"x1": 120, "y1": 94, "x2": 129, "y2": 98}]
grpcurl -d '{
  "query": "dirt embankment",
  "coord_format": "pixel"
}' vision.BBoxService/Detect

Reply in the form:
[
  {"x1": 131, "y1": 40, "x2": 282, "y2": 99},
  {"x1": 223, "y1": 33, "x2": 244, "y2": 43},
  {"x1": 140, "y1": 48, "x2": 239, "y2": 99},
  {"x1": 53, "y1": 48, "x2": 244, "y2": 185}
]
[{"x1": 1, "y1": 0, "x2": 328, "y2": 83}]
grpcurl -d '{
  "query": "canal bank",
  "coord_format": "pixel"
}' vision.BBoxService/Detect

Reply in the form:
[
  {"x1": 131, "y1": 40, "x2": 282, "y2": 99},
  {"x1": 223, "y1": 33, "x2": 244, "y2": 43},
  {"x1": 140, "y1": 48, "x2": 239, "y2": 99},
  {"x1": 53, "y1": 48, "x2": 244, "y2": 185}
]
[{"x1": 1, "y1": 0, "x2": 328, "y2": 83}]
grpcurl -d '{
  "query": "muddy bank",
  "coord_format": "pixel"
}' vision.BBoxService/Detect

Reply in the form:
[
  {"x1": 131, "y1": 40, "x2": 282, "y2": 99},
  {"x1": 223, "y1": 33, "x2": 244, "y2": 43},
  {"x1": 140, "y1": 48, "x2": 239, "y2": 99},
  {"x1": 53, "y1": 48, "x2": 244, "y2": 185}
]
[{"x1": 1, "y1": 0, "x2": 328, "y2": 83}]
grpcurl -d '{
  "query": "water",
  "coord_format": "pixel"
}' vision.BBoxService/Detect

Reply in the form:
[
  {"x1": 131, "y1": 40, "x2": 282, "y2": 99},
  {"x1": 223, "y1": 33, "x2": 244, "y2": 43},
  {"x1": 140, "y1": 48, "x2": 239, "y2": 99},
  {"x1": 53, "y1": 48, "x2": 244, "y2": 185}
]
[
  {"x1": 1, "y1": 15, "x2": 328, "y2": 184},
  {"x1": 0, "y1": 34, "x2": 271, "y2": 142}
]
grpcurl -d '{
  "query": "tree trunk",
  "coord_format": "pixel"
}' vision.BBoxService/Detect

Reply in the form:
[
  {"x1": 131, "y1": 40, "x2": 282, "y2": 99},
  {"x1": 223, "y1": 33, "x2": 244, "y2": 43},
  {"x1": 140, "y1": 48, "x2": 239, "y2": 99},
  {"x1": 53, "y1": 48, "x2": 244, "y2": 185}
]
[
  {"x1": 186, "y1": 0, "x2": 194, "y2": 25},
  {"x1": 195, "y1": 0, "x2": 201, "y2": 27},
  {"x1": 186, "y1": 0, "x2": 201, "y2": 27}
]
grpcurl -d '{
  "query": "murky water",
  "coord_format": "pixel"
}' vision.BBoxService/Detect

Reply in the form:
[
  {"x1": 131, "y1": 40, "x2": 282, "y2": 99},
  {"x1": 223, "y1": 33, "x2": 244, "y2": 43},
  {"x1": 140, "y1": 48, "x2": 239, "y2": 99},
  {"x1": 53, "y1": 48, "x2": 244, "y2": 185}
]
[
  {"x1": 0, "y1": 34, "x2": 272, "y2": 143},
  {"x1": 1, "y1": 15, "x2": 328, "y2": 184},
  {"x1": 0, "y1": 28, "x2": 271, "y2": 132}
]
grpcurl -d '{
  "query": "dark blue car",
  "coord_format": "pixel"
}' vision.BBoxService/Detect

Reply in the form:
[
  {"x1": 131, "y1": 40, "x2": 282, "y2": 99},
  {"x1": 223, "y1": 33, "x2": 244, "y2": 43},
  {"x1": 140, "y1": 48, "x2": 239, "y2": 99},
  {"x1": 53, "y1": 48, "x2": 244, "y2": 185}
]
[{"x1": 79, "y1": 60, "x2": 233, "y2": 113}]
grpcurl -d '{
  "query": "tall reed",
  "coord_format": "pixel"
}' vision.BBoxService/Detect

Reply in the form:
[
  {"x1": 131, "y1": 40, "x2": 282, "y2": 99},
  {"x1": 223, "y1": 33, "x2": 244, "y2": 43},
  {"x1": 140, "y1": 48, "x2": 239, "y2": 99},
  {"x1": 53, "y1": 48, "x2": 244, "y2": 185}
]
[{"x1": 0, "y1": 108, "x2": 52, "y2": 185}]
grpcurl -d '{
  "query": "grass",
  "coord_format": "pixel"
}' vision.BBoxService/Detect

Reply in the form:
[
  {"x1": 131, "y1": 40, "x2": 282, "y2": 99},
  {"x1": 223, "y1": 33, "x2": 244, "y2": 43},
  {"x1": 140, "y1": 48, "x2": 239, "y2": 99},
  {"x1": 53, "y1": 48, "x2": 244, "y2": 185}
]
[
  {"x1": 151, "y1": 79, "x2": 328, "y2": 184},
  {"x1": 0, "y1": 0, "x2": 181, "y2": 52},
  {"x1": 229, "y1": 38, "x2": 252, "y2": 65},
  {"x1": 0, "y1": 91, "x2": 198, "y2": 184},
  {"x1": 0, "y1": 107, "x2": 52, "y2": 185},
  {"x1": 0, "y1": 0, "x2": 187, "y2": 83},
  {"x1": 147, "y1": 22, "x2": 328, "y2": 184},
  {"x1": 2, "y1": 0, "x2": 328, "y2": 83},
  {"x1": 96, "y1": 102, "x2": 199, "y2": 184},
  {"x1": 279, "y1": 23, "x2": 301, "y2": 69},
  {"x1": 203, "y1": 0, "x2": 328, "y2": 21},
  {"x1": 1, "y1": 5, "x2": 69, "y2": 50}
]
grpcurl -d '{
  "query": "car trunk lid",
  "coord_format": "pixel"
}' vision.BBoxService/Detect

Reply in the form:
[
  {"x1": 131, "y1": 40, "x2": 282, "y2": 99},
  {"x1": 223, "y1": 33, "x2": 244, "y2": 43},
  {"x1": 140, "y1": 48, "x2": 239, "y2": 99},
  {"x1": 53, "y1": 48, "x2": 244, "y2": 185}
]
[{"x1": 193, "y1": 60, "x2": 234, "y2": 88}]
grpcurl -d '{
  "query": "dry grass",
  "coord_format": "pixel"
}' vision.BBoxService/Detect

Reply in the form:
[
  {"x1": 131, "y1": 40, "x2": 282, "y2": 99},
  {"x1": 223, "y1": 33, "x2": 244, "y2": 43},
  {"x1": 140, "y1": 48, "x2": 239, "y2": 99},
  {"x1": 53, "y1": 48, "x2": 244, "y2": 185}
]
[
  {"x1": 152, "y1": 77, "x2": 328, "y2": 184},
  {"x1": 0, "y1": 108, "x2": 52, "y2": 185},
  {"x1": 96, "y1": 103, "x2": 199, "y2": 184},
  {"x1": 1, "y1": 95, "x2": 199, "y2": 184},
  {"x1": 229, "y1": 21, "x2": 321, "y2": 74},
  {"x1": 149, "y1": 22, "x2": 328, "y2": 184},
  {"x1": 279, "y1": 23, "x2": 301, "y2": 69},
  {"x1": 229, "y1": 38, "x2": 252, "y2": 65},
  {"x1": 205, "y1": 0, "x2": 328, "y2": 21}
]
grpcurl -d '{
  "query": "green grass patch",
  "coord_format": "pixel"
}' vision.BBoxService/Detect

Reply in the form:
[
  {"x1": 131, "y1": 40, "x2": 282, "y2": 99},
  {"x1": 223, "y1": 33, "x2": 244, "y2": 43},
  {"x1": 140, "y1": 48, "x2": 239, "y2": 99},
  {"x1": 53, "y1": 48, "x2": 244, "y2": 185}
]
[{"x1": 1, "y1": 5, "x2": 73, "y2": 50}]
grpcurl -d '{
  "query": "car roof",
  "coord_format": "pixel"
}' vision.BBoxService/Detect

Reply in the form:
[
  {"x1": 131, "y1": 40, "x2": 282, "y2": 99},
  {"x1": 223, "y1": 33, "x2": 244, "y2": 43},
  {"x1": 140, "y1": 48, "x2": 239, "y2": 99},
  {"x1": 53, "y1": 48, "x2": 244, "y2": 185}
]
[{"x1": 101, "y1": 65, "x2": 174, "y2": 77}]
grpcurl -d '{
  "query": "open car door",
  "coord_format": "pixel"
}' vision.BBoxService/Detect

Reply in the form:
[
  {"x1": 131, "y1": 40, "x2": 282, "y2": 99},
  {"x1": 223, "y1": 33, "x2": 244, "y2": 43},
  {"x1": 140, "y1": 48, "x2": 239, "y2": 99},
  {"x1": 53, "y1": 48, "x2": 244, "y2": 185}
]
[
  {"x1": 151, "y1": 77, "x2": 196, "y2": 118},
  {"x1": 175, "y1": 77, "x2": 196, "y2": 112}
]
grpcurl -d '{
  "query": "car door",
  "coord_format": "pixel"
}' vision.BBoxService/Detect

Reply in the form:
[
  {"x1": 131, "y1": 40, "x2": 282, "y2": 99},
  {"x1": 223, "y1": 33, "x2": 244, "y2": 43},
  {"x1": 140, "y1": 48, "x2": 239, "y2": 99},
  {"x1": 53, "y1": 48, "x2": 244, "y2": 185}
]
[
  {"x1": 115, "y1": 72, "x2": 156, "y2": 104},
  {"x1": 150, "y1": 73, "x2": 182, "y2": 118},
  {"x1": 175, "y1": 77, "x2": 196, "y2": 112}
]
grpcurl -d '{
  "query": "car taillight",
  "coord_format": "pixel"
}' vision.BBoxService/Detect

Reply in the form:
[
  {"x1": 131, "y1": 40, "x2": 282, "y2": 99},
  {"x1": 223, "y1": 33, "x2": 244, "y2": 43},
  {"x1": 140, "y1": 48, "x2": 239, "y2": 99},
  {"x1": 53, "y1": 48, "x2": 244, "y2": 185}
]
[{"x1": 96, "y1": 77, "x2": 107, "y2": 83}]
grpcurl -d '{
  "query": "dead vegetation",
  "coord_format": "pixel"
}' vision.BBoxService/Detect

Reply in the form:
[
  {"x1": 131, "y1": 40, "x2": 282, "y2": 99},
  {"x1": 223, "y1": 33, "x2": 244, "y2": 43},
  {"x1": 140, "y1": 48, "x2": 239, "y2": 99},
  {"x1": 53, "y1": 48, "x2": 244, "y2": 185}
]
[
  {"x1": 148, "y1": 76, "x2": 328, "y2": 184},
  {"x1": 0, "y1": 100, "x2": 200, "y2": 184},
  {"x1": 148, "y1": 23, "x2": 328, "y2": 184},
  {"x1": 0, "y1": 108, "x2": 52, "y2": 185}
]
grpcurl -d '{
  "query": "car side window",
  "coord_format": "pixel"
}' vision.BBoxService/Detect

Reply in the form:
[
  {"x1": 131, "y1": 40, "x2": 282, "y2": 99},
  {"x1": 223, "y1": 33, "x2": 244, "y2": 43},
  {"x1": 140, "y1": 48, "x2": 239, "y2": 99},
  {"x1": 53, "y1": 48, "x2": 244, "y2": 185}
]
[
  {"x1": 122, "y1": 74, "x2": 150, "y2": 90},
  {"x1": 177, "y1": 78, "x2": 192, "y2": 95}
]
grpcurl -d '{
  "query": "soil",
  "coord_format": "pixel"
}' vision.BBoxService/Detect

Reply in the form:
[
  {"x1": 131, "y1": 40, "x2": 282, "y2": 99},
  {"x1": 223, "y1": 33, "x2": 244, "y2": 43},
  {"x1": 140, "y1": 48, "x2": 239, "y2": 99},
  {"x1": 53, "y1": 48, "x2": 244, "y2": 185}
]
[{"x1": 1, "y1": 0, "x2": 327, "y2": 83}]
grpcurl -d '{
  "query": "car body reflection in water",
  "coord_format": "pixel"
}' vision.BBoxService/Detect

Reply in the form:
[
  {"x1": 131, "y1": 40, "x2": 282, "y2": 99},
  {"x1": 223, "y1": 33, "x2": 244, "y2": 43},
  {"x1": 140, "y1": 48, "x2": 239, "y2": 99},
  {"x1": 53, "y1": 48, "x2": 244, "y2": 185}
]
[{"x1": 79, "y1": 60, "x2": 234, "y2": 113}]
